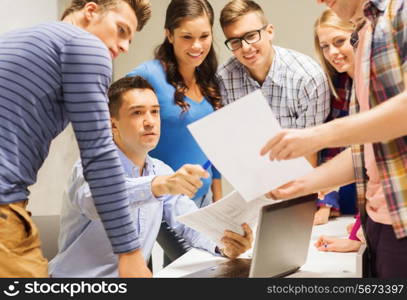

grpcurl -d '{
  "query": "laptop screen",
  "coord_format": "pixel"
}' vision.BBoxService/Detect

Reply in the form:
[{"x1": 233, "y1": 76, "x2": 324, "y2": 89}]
[
  {"x1": 249, "y1": 194, "x2": 317, "y2": 277},
  {"x1": 182, "y1": 194, "x2": 317, "y2": 278}
]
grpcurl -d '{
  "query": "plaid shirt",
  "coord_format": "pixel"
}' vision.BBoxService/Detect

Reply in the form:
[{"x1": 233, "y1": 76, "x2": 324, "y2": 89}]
[
  {"x1": 216, "y1": 46, "x2": 330, "y2": 129},
  {"x1": 351, "y1": 0, "x2": 407, "y2": 239}
]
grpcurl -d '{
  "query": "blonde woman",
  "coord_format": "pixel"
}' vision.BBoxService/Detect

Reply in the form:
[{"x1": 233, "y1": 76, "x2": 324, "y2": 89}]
[{"x1": 312, "y1": 9, "x2": 363, "y2": 253}]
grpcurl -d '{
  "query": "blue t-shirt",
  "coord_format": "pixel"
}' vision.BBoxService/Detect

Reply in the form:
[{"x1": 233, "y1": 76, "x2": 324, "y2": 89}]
[{"x1": 127, "y1": 60, "x2": 220, "y2": 201}]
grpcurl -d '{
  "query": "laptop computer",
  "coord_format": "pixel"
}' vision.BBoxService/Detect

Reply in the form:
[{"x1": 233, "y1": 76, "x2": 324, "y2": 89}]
[{"x1": 183, "y1": 194, "x2": 317, "y2": 278}]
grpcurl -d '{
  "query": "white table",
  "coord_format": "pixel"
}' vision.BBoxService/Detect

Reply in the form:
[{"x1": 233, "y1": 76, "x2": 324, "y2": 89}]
[{"x1": 155, "y1": 216, "x2": 361, "y2": 278}]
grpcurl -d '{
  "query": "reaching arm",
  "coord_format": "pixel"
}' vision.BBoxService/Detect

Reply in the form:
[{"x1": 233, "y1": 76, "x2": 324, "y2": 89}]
[
  {"x1": 261, "y1": 74, "x2": 407, "y2": 161},
  {"x1": 267, "y1": 148, "x2": 355, "y2": 199},
  {"x1": 69, "y1": 169, "x2": 161, "y2": 220},
  {"x1": 61, "y1": 36, "x2": 139, "y2": 256},
  {"x1": 320, "y1": 78, "x2": 407, "y2": 146}
]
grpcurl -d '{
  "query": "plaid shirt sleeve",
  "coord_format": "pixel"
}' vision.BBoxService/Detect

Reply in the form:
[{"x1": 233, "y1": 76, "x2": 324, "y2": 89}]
[
  {"x1": 295, "y1": 64, "x2": 330, "y2": 128},
  {"x1": 216, "y1": 72, "x2": 229, "y2": 106},
  {"x1": 357, "y1": 0, "x2": 407, "y2": 239}
]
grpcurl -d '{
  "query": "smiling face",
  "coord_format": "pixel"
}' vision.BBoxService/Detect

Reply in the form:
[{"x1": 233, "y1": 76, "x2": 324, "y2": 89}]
[
  {"x1": 222, "y1": 12, "x2": 274, "y2": 76},
  {"x1": 317, "y1": 26, "x2": 354, "y2": 76},
  {"x1": 84, "y1": 0, "x2": 138, "y2": 59},
  {"x1": 166, "y1": 15, "x2": 213, "y2": 69},
  {"x1": 112, "y1": 88, "x2": 160, "y2": 157}
]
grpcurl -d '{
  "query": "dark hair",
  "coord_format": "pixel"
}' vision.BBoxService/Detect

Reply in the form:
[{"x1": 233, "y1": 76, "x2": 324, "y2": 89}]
[
  {"x1": 155, "y1": 0, "x2": 221, "y2": 112},
  {"x1": 108, "y1": 76, "x2": 155, "y2": 118},
  {"x1": 61, "y1": 0, "x2": 152, "y2": 31}
]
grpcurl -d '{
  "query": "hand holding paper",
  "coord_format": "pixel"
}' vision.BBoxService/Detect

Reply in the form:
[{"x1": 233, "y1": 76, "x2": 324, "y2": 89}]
[
  {"x1": 176, "y1": 191, "x2": 275, "y2": 246},
  {"x1": 187, "y1": 90, "x2": 313, "y2": 201},
  {"x1": 221, "y1": 223, "x2": 253, "y2": 259}
]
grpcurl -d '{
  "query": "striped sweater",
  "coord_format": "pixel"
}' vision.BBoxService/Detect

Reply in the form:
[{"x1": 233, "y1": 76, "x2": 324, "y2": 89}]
[{"x1": 0, "y1": 22, "x2": 139, "y2": 254}]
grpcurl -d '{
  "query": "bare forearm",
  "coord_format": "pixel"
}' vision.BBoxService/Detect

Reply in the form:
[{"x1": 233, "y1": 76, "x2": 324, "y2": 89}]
[
  {"x1": 319, "y1": 89, "x2": 407, "y2": 148},
  {"x1": 211, "y1": 178, "x2": 223, "y2": 202},
  {"x1": 269, "y1": 148, "x2": 355, "y2": 200},
  {"x1": 151, "y1": 165, "x2": 209, "y2": 199},
  {"x1": 300, "y1": 148, "x2": 355, "y2": 195},
  {"x1": 261, "y1": 76, "x2": 407, "y2": 162}
]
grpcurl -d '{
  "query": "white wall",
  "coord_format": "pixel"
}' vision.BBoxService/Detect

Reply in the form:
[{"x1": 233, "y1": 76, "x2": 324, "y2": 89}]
[
  {"x1": 1, "y1": 0, "x2": 325, "y2": 215},
  {"x1": 113, "y1": 0, "x2": 325, "y2": 79},
  {"x1": 0, "y1": 0, "x2": 59, "y2": 34},
  {"x1": 1, "y1": 0, "x2": 79, "y2": 216}
]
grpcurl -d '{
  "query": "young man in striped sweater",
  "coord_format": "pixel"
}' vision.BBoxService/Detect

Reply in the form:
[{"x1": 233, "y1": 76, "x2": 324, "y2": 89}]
[{"x1": 0, "y1": 0, "x2": 152, "y2": 277}]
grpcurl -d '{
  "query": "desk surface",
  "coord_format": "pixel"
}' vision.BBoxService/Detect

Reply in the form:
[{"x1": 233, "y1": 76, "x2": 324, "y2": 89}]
[{"x1": 155, "y1": 216, "x2": 359, "y2": 278}]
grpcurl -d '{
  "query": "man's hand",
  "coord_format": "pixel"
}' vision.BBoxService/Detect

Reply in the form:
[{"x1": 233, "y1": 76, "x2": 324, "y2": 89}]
[
  {"x1": 118, "y1": 249, "x2": 152, "y2": 278},
  {"x1": 260, "y1": 128, "x2": 322, "y2": 161},
  {"x1": 220, "y1": 223, "x2": 253, "y2": 259},
  {"x1": 152, "y1": 164, "x2": 209, "y2": 198},
  {"x1": 314, "y1": 235, "x2": 362, "y2": 252}
]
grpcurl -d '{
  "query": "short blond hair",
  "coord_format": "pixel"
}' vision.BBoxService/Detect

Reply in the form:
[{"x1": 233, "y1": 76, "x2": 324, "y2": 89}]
[
  {"x1": 220, "y1": 0, "x2": 268, "y2": 29},
  {"x1": 314, "y1": 9, "x2": 354, "y2": 97},
  {"x1": 61, "y1": 0, "x2": 152, "y2": 31}
]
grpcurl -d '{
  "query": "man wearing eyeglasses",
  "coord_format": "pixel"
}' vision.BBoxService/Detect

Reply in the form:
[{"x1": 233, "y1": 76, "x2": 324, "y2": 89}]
[{"x1": 216, "y1": 0, "x2": 330, "y2": 166}]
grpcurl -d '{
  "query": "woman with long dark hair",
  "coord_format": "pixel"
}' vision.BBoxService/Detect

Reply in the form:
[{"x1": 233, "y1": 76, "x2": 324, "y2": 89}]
[{"x1": 128, "y1": 0, "x2": 222, "y2": 208}]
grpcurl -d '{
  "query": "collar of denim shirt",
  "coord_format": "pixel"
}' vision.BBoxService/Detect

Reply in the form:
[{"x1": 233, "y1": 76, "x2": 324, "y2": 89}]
[{"x1": 115, "y1": 146, "x2": 155, "y2": 178}]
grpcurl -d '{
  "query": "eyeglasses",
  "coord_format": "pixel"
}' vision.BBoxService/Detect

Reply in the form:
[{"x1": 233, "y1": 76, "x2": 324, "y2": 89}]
[{"x1": 224, "y1": 25, "x2": 268, "y2": 51}]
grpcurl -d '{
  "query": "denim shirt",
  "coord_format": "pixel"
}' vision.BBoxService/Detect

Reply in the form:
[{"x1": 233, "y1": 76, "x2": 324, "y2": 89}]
[{"x1": 49, "y1": 148, "x2": 216, "y2": 277}]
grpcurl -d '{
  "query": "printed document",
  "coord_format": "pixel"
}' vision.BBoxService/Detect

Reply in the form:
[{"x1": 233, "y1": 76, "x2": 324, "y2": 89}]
[
  {"x1": 177, "y1": 191, "x2": 275, "y2": 246},
  {"x1": 188, "y1": 90, "x2": 313, "y2": 201}
]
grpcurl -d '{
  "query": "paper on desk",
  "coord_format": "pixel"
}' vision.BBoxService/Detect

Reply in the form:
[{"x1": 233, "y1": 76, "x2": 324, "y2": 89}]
[
  {"x1": 176, "y1": 190, "x2": 275, "y2": 246},
  {"x1": 188, "y1": 90, "x2": 313, "y2": 201}
]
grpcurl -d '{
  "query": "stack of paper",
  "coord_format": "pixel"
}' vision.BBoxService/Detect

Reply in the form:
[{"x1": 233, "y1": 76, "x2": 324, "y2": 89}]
[{"x1": 177, "y1": 191, "x2": 276, "y2": 245}]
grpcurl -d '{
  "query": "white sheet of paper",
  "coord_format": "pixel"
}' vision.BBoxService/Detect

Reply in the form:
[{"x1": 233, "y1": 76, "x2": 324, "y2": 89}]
[
  {"x1": 176, "y1": 191, "x2": 274, "y2": 246},
  {"x1": 188, "y1": 90, "x2": 313, "y2": 201}
]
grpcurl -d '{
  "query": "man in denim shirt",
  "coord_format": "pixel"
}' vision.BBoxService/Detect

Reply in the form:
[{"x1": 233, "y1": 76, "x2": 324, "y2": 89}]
[{"x1": 49, "y1": 76, "x2": 252, "y2": 277}]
